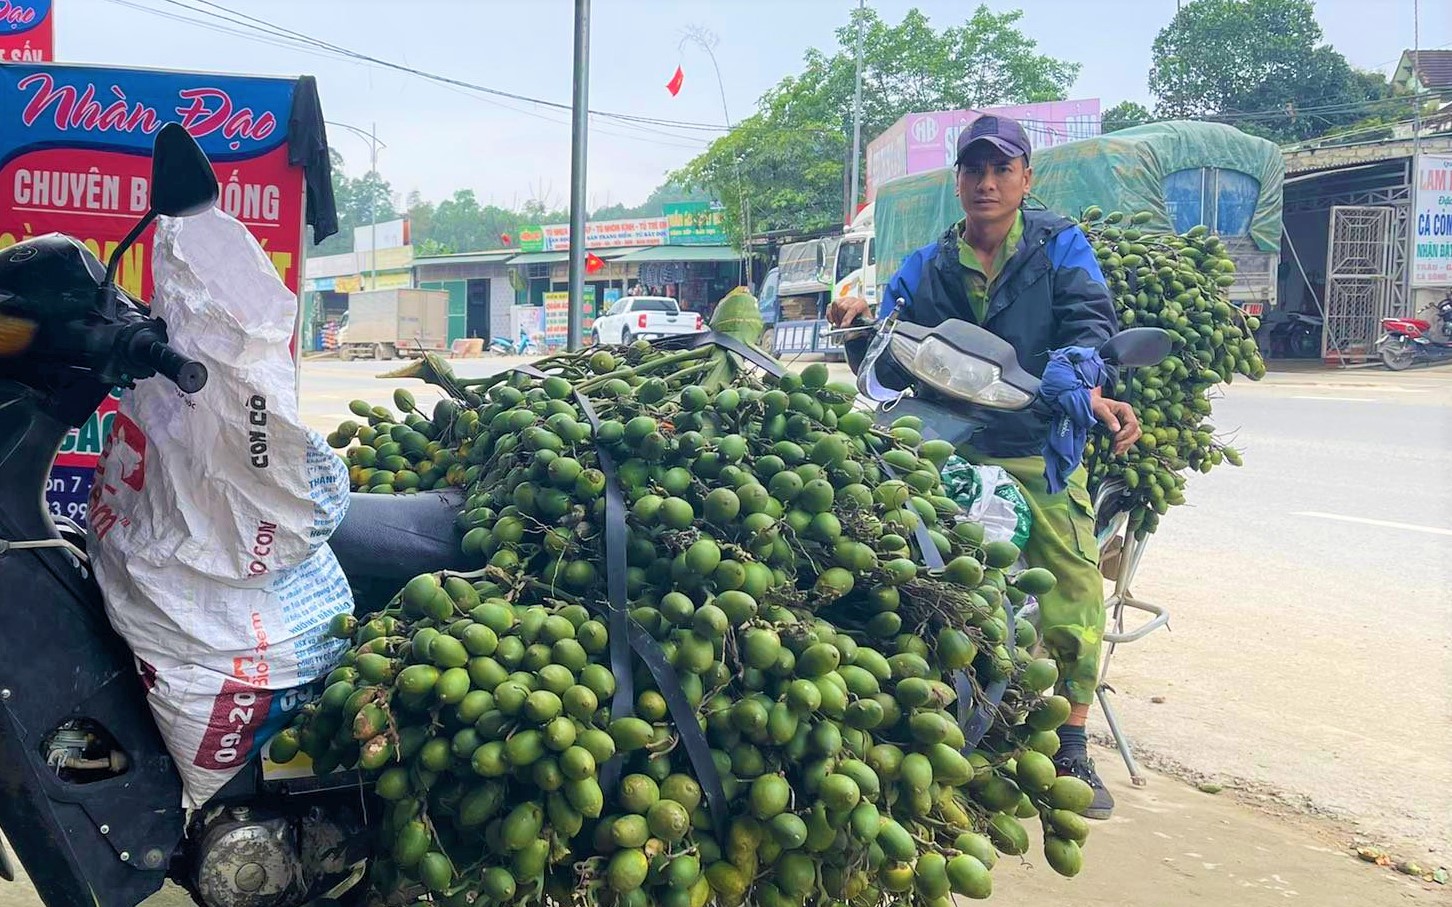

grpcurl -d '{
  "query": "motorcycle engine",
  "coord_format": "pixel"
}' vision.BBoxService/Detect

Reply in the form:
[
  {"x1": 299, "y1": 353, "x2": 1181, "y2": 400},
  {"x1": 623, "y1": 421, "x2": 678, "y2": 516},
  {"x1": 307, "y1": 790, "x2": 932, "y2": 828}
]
[{"x1": 192, "y1": 805, "x2": 365, "y2": 907}]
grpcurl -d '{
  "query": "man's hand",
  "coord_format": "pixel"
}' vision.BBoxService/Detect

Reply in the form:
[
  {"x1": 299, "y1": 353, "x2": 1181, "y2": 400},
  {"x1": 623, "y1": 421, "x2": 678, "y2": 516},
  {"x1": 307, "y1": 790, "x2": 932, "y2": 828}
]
[
  {"x1": 1090, "y1": 387, "x2": 1141, "y2": 455},
  {"x1": 827, "y1": 295, "x2": 872, "y2": 329}
]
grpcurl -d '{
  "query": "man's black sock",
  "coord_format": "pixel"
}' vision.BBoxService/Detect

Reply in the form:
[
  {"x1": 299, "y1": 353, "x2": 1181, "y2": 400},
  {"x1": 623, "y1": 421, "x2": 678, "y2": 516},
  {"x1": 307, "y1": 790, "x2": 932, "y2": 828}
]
[{"x1": 1056, "y1": 724, "x2": 1088, "y2": 761}]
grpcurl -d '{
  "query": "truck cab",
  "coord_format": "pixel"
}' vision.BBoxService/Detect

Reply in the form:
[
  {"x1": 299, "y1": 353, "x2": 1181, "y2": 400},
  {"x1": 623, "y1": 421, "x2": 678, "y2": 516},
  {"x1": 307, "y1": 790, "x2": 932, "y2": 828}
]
[{"x1": 762, "y1": 211, "x2": 876, "y2": 358}]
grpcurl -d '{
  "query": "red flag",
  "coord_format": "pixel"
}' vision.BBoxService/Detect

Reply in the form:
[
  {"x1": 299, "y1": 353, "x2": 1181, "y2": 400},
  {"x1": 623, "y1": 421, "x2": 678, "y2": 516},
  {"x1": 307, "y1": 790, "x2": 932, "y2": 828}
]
[
  {"x1": 666, "y1": 65, "x2": 684, "y2": 97},
  {"x1": 499, "y1": 232, "x2": 512, "y2": 245},
  {"x1": 585, "y1": 252, "x2": 606, "y2": 274}
]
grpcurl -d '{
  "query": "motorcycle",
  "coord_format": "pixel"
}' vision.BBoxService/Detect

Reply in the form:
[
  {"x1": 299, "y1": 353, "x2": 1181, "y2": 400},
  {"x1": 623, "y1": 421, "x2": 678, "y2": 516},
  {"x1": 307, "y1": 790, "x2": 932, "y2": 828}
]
[
  {"x1": 1376, "y1": 292, "x2": 1452, "y2": 371},
  {"x1": 1268, "y1": 310, "x2": 1323, "y2": 359},
  {"x1": 0, "y1": 126, "x2": 472, "y2": 907},
  {"x1": 488, "y1": 328, "x2": 537, "y2": 356}
]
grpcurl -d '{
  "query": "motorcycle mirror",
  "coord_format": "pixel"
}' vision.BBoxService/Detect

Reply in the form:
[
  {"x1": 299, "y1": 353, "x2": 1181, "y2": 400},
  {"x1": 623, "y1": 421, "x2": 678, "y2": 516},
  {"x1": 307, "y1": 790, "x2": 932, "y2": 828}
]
[
  {"x1": 103, "y1": 124, "x2": 218, "y2": 316},
  {"x1": 1099, "y1": 327, "x2": 1173, "y2": 368},
  {"x1": 148, "y1": 123, "x2": 220, "y2": 218}
]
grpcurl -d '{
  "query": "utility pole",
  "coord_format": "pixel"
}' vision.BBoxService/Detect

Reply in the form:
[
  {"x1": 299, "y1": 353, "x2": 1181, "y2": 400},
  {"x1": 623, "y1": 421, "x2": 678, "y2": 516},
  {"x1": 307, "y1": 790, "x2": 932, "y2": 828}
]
[
  {"x1": 326, "y1": 120, "x2": 387, "y2": 286},
  {"x1": 683, "y1": 26, "x2": 749, "y2": 285},
  {"x1": 1412, "y1": 0, "x2": 1421, "y2": 155},
  {"x1": 567, "y1": 0, "x2": 591, "y2": 351},
  {"x1": 848, "y1": 0, "x2": 866, "y2": 223}
]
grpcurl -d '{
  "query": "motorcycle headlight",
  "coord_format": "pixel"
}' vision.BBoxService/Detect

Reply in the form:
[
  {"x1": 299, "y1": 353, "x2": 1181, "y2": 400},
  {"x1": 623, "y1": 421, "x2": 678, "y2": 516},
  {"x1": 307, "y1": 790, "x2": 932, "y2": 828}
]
[{"x1": 890, "y1": 334, "x2": 1034, "y2": 410}]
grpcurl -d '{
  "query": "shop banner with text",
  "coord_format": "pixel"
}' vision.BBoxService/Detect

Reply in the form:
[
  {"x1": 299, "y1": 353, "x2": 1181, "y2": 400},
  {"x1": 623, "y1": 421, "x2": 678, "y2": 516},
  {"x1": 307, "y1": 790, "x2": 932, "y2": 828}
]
[
  {"x1": 0, "y1": 62, "x2": 310, "y2": 525},
  {"x1": 0, "y1": 0, "x2": 53, "y2": 62},
  {"x1": 1413, "y1": 154, "x2": 1452, "y2": 288}
]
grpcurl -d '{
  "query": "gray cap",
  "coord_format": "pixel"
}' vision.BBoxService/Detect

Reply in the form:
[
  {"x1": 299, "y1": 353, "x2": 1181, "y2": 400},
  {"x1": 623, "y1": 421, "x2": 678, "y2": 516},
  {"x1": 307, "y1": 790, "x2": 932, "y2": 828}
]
[{"x1": 955, "y1": 114, "x2": 1032, "y2": 165}]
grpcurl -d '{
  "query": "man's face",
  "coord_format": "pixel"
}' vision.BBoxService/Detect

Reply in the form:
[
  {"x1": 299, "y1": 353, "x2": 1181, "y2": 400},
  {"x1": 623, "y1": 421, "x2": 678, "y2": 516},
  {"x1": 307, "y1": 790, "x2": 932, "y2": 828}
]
[{"x1": 956, "y1": 145, "x2": 1032, "y2": 222}]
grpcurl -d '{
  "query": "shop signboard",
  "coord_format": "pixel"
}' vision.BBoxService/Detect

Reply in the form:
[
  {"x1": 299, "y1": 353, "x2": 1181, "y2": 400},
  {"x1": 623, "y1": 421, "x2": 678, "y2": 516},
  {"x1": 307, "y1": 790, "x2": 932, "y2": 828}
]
[
  {"x1": 1413, "y1": 153, "x2": 1452, "y2": 287},
  {"x1": 0, "y1": 62, "x2": 312, "y2": 525},
  {"x1": 665, "y1": 201, "x2": 727, "y2": 245},
  {"x1": 518, "y1": 224, "x2": 545, "y2": 252},
  {"x1": 534, "y1": 216, "x2": 668, "y2": 252},
  {"x1": 865, "y1": 98, "x2": 1101, "y2": 200},
  {"x1": 543, "y1": 291, "x2": 569, "y2": 348},
  {"x1": 0, "y1": 0, "x2": 53, "y2": 62}
]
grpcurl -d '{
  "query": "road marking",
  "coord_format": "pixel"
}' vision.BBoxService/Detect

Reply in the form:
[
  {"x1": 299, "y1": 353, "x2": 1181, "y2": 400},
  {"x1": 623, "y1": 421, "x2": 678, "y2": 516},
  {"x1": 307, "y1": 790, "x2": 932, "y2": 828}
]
[
  {"x1": 1294, "y1": 511, "x2": 1452, "y2": 536},
  {"x1": 1287, "y1": 395, "x2": 1376, "y2": 402}
]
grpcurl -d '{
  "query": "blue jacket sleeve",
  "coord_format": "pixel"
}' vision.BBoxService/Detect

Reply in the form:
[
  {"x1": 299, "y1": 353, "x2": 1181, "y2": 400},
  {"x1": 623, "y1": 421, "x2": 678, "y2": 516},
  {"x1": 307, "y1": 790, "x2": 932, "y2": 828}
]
[
  {"x1": 1047, "y1": 226, "x2": 1119, "y2": 387},
  {"x1": 845, "y1": 242, "x2": 934, "y2": 374}
]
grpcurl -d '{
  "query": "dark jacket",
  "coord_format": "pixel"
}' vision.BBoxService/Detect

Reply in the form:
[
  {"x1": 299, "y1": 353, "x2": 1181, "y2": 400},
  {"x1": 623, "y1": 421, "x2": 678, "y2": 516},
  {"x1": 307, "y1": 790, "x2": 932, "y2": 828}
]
[{"x1": 846, "y1": 208, "x2": 1117, "y2": 458}]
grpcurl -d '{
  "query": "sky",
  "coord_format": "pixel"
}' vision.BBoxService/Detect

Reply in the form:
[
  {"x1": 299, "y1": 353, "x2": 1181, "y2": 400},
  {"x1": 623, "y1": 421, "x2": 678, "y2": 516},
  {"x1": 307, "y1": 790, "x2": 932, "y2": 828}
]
[{"x1": 62, "y1": 0, "x2": 1452, "y2": 214}]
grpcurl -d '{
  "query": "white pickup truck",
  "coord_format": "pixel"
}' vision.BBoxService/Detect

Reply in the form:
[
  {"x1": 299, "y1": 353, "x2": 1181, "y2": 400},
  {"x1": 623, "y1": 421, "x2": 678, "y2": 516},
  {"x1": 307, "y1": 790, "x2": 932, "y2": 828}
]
[{"x1": 591, "y1": 296, "x2": 704, "y2": 345}]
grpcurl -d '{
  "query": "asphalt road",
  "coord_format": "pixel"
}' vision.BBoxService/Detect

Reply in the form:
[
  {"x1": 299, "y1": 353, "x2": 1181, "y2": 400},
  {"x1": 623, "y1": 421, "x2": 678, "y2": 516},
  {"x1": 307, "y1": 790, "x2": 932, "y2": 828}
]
[{"x1": 1094, "y1": 365, "x2": 1452, "y2": 860}]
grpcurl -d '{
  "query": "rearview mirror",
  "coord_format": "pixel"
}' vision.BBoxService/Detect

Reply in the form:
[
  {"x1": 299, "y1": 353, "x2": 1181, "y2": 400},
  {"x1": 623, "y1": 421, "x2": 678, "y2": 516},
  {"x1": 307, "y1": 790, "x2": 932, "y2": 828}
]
[
  {"x1": 150, "y1": 123, "x2": 219, "y2": 217},
  {"x1": 1099, "y1": 327, "x2": 1173, "y2": 368}
]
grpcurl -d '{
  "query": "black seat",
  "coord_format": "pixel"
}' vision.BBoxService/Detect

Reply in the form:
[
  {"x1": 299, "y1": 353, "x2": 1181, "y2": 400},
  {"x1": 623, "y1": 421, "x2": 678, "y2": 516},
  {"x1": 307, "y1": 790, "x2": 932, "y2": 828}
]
[{"x1": 329, "y1": 490, "x2": 473, "y2": 612}]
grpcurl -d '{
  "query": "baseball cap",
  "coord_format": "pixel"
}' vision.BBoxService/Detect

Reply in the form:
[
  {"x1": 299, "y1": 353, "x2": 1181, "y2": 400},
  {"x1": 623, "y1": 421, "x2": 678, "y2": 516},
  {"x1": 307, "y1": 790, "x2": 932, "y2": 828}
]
[{"x1": 955, "y1": 115, "x2": 1032, "y2": 166}]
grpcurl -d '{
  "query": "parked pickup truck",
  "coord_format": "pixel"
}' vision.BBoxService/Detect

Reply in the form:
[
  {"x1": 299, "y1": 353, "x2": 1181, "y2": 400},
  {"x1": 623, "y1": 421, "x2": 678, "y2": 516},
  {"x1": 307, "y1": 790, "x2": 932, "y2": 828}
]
[{"x1": 591, "y1": 296, "x2": 704, "y2": 345}]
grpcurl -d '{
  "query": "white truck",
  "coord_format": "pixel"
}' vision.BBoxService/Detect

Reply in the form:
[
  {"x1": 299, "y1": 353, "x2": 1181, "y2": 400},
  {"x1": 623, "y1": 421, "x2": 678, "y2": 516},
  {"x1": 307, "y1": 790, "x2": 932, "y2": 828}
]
[
  {"x1": 764, "y1": 207, "x2": 876, "y2": 358},
  {"x1": 590, "y1": 296, "x2": 704, "y2": 345},
  {"x1": 336, "y1": 288, "x2": 449, "y2": 360}
]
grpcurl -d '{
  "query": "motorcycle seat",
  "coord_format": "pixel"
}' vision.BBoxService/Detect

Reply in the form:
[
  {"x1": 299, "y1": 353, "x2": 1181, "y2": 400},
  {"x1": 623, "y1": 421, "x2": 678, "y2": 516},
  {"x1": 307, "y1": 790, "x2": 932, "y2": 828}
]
[{"x1": 329, "y1": 490, "x2": 472, "y2": 585}]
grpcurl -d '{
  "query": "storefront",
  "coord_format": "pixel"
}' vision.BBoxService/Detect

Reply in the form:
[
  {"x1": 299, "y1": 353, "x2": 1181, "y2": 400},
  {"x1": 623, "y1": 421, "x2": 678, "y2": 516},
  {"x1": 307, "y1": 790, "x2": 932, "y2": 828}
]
[
  {"x1": 1279, "y1": 134, "x2": 1452, "y2": 361},
  {"x1": 413, "y1": 250, "x2": 517, "y2": 345},
  {"x1": 611, "y1": 245, "x2": 744, "y2": 316}
]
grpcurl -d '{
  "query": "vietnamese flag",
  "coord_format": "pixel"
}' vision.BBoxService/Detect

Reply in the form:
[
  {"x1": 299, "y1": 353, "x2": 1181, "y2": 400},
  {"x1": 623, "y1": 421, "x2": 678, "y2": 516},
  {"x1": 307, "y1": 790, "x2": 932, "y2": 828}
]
[
  {"x1": 666, "y1": 65, "x2": 685, "y2": 97},
  {"x1": 585, "y1": 252, "x2": 606, "y2": 274}
]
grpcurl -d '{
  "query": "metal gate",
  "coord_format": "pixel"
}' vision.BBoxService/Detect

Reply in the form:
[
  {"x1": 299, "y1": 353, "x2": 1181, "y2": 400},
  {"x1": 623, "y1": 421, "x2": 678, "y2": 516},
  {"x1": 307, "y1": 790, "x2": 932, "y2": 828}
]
[{"x1": 1323, "y1": 205, "x2": 1395, "y2": 359}]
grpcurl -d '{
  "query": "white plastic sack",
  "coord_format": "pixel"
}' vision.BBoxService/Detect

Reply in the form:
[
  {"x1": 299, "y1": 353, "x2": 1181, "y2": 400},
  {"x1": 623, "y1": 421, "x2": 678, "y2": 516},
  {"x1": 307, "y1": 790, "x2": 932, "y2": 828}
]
[{"x1": 89, "y1": 207, "x2": 352, "y2": 807}]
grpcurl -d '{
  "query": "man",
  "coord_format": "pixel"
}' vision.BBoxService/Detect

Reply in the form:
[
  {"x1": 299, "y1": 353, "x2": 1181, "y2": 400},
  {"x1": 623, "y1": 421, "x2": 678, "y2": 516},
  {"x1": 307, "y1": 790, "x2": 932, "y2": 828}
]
[{"x1": 829, "y1": 114, "x2": 1140, "y2": 820}]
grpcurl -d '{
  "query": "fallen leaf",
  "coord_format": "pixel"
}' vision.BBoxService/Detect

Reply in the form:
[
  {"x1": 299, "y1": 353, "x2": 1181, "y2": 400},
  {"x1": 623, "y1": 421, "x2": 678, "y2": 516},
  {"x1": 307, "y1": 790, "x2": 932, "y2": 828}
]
[
  {"x1": 1357, "y1": 847, "x2": 1385, "y2": 864},
  {"x1": 1197, "y1": 782, "x2": 1223, "y2": 794}
]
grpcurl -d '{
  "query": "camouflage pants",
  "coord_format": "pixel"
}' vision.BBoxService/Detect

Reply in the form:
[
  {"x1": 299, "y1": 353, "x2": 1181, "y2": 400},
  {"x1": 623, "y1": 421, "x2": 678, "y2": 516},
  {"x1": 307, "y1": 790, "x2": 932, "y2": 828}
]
[{"x1": 966, "y1": 452, "x2": 1104, "y2": 706}]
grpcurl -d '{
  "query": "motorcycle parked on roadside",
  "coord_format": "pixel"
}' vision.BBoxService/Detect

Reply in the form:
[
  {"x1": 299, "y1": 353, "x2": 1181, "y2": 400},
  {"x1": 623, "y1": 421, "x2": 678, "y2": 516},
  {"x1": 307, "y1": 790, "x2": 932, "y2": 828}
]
[
  {"x1": 0, "y1": 125, "x2": 477, "y2": 907},
  {"x1": 1376, "y1": 292, "x2": 1452, "y2": 370},
  {"x1": 1268, "y1": 310, "x2": 1323, "y2": 359}
]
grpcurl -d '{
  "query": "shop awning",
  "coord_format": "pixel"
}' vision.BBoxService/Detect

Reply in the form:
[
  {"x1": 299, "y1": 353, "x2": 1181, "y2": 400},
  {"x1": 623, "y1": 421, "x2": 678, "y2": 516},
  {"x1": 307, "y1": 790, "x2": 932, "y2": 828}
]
[
  {"x1": 507, "y1": 251, "x2": 569, "y2": 265},
  {"x1": 612, "y1": 245, "x2": 741, "y2": 263},
  {"x1": 506, "y1": 248, "x2": 636, "y2": 266}
]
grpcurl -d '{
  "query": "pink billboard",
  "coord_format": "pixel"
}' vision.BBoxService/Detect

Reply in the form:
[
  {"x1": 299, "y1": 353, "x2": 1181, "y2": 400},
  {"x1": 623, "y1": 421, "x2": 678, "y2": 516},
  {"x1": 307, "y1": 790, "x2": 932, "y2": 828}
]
[{"x1": 866, "y1": 98, "x2": 1101, "y2": 200}]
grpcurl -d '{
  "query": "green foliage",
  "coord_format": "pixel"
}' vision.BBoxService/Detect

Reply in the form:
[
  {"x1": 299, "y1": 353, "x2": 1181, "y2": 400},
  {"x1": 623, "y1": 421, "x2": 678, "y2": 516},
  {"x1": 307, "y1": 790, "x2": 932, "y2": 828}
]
[
  {"x1": 1101, "y1": 101, "x2": 1152, "y2": 133},
  {"x1": 672, "y1": 5, "x2": 1079, "y2": 244},
  {"x1": 1148, "y1": 0, "x2": 1399, "y2": 144}
]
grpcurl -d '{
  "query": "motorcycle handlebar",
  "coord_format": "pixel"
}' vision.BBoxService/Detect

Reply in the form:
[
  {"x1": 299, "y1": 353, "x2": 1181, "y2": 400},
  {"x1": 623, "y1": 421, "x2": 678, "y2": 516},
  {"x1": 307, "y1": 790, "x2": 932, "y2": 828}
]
[{"x1": 126, "y1": 329, "x2": 208, "y2": 393}]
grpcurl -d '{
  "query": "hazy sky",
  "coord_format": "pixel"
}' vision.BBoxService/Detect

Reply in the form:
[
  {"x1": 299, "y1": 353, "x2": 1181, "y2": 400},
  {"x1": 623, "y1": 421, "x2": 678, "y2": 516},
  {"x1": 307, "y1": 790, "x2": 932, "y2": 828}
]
[{"x1": 63, "y1": 0, "x2": 1452, "y2": 211}]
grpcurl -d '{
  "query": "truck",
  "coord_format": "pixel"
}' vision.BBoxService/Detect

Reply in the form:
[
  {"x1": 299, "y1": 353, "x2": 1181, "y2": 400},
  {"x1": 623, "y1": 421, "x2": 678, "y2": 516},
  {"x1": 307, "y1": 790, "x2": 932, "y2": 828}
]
[
  {"x1": 336, "y1": 288, "x2": 450, "y2": 360},
  {"x1": 591, "y1": 295, "x2": 705, "y2": 345},
  {"x1": 759, "y1": 207, "x2": 877, "y2": 359},
  {"x1": 874, "y1": 121, "x2": 1284, "y2": 337}
]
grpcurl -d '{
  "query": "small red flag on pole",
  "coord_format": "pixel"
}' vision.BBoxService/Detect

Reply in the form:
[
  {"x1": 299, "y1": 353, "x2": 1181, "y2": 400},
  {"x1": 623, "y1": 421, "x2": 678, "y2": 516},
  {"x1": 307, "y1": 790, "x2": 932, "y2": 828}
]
[
  {"x1": 499, "y1": 232, "x2": 512, "y2": 245},
  {"x1": 666, "y1": 65, "x2": 685, "y2": 97},
  {"x1": 585, "y1": 252, "x2": 606, "y2": 274}
]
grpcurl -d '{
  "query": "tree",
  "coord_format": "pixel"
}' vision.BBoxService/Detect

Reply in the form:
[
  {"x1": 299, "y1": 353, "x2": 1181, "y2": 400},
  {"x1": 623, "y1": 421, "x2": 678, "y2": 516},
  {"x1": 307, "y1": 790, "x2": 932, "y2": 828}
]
[
  {"x1": 314, "y1": 149, "x2": 400, "y2": 256},
  {"x1": 1101, "y1": 101, "x2": 1152, "y2": 133},
  {"x1": 672, "y1": 5, "x2": 1080, "y2": 243},
  {"x1": 1148, "y1": 0, "x2": 1394, "y2": 143}
]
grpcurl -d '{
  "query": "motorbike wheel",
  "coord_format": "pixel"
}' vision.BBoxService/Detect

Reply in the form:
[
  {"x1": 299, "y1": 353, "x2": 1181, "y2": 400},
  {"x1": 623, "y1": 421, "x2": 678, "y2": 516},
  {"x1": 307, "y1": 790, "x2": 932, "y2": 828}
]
[
  {"x1": 760, "y1": 326, "x2": 775, "y2": 354},
  {"x1": 1380, "y1": 339, "x2": 1416, "y2": 371},
  {"x1": 1291, "y1": 328, "x2": 1320, "y2": 359}
]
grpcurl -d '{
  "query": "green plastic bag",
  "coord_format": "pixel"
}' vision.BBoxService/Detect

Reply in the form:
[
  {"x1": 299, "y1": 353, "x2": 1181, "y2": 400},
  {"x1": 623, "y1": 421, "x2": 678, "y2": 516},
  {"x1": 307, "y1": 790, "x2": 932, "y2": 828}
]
[{"x1": 940, "y1": 456, "x2": 1032, "y2": 550}]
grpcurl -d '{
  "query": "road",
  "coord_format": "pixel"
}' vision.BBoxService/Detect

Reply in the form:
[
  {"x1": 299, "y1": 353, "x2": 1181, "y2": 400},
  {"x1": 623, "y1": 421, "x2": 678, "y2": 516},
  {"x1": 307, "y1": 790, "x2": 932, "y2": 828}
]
[
  {"x1": 2, "y1": 357, "x2": 1446, "y2": 907},
  {"x1": 1095, "y1": 364, "x2": 1452, "y2": 863}
]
